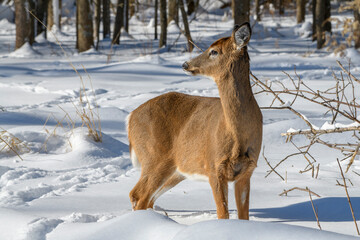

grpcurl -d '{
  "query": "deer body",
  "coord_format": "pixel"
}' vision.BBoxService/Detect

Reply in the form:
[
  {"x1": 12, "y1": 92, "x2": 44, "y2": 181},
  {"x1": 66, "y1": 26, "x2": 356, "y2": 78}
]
[{"x1": 128, "y1": 23, "x2": 262, "y2": 219}]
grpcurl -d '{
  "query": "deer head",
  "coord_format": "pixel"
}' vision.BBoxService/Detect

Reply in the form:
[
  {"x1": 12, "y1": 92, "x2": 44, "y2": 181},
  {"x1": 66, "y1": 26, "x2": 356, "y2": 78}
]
[{"x1": 182, "y1": 22, "x2": 252, "y2": 80}]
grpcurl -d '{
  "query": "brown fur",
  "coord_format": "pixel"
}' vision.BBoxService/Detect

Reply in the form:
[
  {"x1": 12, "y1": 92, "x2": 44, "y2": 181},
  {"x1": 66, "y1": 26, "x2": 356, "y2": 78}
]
[{"x1": 128, "y1": 23, "x2": 262, "y2": 219}]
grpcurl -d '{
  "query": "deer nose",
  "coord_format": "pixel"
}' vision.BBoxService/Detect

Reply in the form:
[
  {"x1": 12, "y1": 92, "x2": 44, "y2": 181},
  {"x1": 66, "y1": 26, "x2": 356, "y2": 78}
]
[{"x1": 182, "y1": 62, "x2": 189, "y2": 70}]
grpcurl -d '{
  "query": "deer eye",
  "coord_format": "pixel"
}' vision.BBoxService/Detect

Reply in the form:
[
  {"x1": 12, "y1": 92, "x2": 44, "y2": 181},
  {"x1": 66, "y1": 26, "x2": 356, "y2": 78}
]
[{"x1": 209, "y1": 50, "x2": 218, "y2": 56}]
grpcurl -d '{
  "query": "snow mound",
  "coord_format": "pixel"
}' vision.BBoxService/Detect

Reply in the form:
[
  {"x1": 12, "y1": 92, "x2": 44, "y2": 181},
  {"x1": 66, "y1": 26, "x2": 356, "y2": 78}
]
[
  {"x1": 62, "y1": 212, "x2": 115, "y2": 223},
  {"x1": 19, "y1": 217, "x2": 63, "y2": 240},
  {"x1": 57, "y1": 210, "x2": 357, "y2": 240},
  {"x1": 168, "y1": 20, "x2": 181, "y2": 34},
  {"x1": 294, "y1": 21, "x2": 312, "y2": 38},
  {"x1": 345, "y1": 48, "x2": 360, "y2": 63},
  {"x1": 8, "y1": 43, "x2": 41, "y2": 58}
]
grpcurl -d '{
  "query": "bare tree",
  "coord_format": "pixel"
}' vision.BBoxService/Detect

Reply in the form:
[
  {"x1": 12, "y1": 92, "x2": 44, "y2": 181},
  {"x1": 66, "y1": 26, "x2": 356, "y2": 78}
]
[
  {"x1": 355, "y1": 5, "x2": 360, "y2": 49},
  {"x1": 94, "y1": 0, "x2": 101, "y2": 49},
  {"x1": 179, "y1": 0, "x2": 193, "y2": 52},
  {"x1": 278, "y1": 0, "x2": 284, "y2": 15},
  {"x1": 77, "y1": 0, "x2": 94, "y2": 52},
  {"x1": 186, "y1": 0, "x2": 195, "y2": 15},
  {"x1": 15, "y1": 0, "x2": 28, "y2": 49},
  {"x1": 125, "y1": 0, "x2": 129, "y2": 32},
  {"x1": 255, "y1": 0, "x2": 261, "y2": 21},
  {"x1": 102, "y1": 0, "x2": 110, "y2": 38},
  {"x1": 129, "y1": 0, "x2": 135, "y2": 17},
  {"x1": 47, "y1": 0, "x2": 54, "y2": 29},
  {"x1": 312, "y1": 0, "x2": 316, "y2": 41},
  {"x1": 313, "y1": 0, "x2": 331, "y2": 43},
  {"x1": 154, "y1": 0, "x2": 158, "y2": 39},
  {"x1": 36, "y1": 0, "x2": 49, "y2": 37},
  {"x1": 168, "y1": 0, "x2": 178, "y2": 24},
  {"x1": 28, "y1": 0, "x2": 36, "y2": 45},
  {"x1": 315, "y1": 0, "x2": 325, "y2": 48},
  {"x1": 232, "y1": 0, "x2": 250, "y2": 25},
  {"x1": 296, "y1": 0, "x2": 306, "y2": 23},
  {"x1": 47, "y1": 0, "x2": 61, "y2": 31},
  {"x1": 113, "y1": 0, "x2": 124, "y2": 44},
  {"x1": 324, "y1": 0, "x2": 331, "y2": 33},
  {"x1": 159, "y1": 0, "x2": 167, "y2": 47}
]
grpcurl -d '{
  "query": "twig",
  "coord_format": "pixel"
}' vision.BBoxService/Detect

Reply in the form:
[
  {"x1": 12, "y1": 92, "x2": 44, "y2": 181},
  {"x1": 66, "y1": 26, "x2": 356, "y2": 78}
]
[
  {"x1": 263, "y1": 146, "x2": 284, "y2": 181},
  {"x1": 346, "y1": 146, "x2": 359, "y2": 173},
  {"x1": 353, "y1": 170, "x2": 360, "y2": 177},
  {"x1": 189, "y1": 39, "x2": 204, "y2": 52},
  {"x1": 281, "y1": 125, "x2": 360, "y2": 137},
  {"x1": 337, "y1": 61, "x2": 360, "y2": 84},
  {"x1": 279, "y1": 187, "x2": 321, "y2": 197},
  {"x1": 307, "y1": 187, "x2": 322, "y2": 230},
  {"x1": 315, "y1": 163, "x2": 320, "y2": 179},
  {"x1": 337, "y1": 158, "x2": 360, "y2": 235}
]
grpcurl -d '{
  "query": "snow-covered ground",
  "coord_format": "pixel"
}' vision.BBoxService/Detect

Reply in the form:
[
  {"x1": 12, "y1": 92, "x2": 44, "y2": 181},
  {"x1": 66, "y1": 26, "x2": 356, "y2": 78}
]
[{"x1": 1, "y1": 3, "x2": 360, "y2": 239}]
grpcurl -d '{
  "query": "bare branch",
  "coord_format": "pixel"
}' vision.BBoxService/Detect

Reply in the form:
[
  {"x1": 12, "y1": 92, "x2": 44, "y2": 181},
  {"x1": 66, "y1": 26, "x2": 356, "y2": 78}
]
[
  {"x1": 279, "y1": 187, "x2": 321, "y2": 197},
  {"x1": 337, "y1": 159, "x2": 360, "y2": 235}
]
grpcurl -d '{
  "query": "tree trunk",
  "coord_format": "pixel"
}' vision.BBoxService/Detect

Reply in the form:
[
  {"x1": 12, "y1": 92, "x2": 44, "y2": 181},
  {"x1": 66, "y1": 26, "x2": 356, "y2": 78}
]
[
  {"x1": 154, "y1": 0, "x2": 158, "y2": 39},
  {"x1": 76, "y1": 0, "x2": 79, "y2": 49},
  {"x1": 15, "y1": 0, "x2": 28, "y2": 49},
  {"x1": 28, "y1": 0, "x2": 36, "y2": 45},
  {"x1": 159, "y1": 0, "x2": 167, "y2": 47},
  {"x1": 187, "y1": 0, "x2": 195, "y2": 15},
  {"x1": 312, "y1": 0, "x2": 316, "y2": 41},
  {"x1": 232, "y1": 0, "x2": 250, "y2": 25},
  {"x1": 102, "y1": 0, "x2": 110, "y2": 38},
  {"x1": 36, "y1": 0, "x2": 48, "y2": 36},
  {"x1": 77, "y1": 0, "x2": 94, "y2": 52},
  {"x1": 355, "y1": 8, "x2": 360, "y2": 49},
  {"x1": 47, "y1": 0, "x2": 54, "y2": 29},
  {"x1": 129, "y1": 0, "x2": 135, "y2": 17},
  {"x1": 324, "y1": 0, "x2": 331, "y2": 33},
  {"x1": 125, "y1": 0, "x2": 129, "y2": 32},
  {"x1": 315, "y1": 0, "x2": 325, "y2": 49},
  {"x1": 168, "y1": 0, "x2": 178, "y2": 25},
  {"x1": 278, "y1": 0, "x2": 284, "y2": 15},
  {"x1": 113, "y1": 0, "x2": 124, "y2": 44},
  {"x1": 255, "y1": 0, "x2": 261, "y2": 21},
  {"x1": 94, "y1": 0, "x2": 101, "y2": 49},
  {"x1": 296, "y1": 0, "x2": 306, "y2": 23},
  {"x1": 47, "y1": 0, "x2": 61, "y2": 31},
  {"x1": 53, "y1": 0, "x2": 61, "y2": 30},
  {"x1": 179, "y1": 0, "x2": 193, "y2": 52}
]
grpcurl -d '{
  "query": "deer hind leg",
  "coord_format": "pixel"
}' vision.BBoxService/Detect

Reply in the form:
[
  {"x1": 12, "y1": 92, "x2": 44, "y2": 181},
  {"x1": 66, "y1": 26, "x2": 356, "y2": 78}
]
[
  {"x1": 148, "y1": 172, "x2": 185, "y2": 209},
  {"x1": 234, "y1": 177, "x2": 251, "y2": 220},
  {"x1": 129, "y1": 164, "x2": 175, "y2": 210},
  {"x1": 209, "y1": 176, "x2": 229, "y2": 219}
]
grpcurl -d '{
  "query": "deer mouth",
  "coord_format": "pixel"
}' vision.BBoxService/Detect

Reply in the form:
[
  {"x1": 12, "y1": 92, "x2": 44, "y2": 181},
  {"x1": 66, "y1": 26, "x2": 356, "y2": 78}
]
[
  {"x1": 182, "y1": 61, "x2": 199, "y2": 75},
  {"x1": 183, "y1": 68, "x2": 200, "y2": 76}
]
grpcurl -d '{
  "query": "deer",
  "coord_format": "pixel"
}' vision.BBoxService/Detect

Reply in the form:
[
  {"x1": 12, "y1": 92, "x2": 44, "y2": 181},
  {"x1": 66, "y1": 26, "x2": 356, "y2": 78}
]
[{"x1": 127, "y1": 22, "x2": 262, "y2": 220}]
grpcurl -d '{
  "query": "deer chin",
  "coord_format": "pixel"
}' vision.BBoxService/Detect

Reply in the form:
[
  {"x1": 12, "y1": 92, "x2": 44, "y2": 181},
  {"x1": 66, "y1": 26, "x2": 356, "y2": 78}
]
[{"x1": 183, "y1": 68, "x2": 200, "y2": 76}]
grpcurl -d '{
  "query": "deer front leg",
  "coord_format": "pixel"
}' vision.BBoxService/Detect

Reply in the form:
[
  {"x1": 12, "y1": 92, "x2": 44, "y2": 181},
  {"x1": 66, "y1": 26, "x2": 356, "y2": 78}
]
[
  {"x1": 209, "y1": 176, "x2": 229, "y2": 219},
  {"x1": 234, "y1": 178, "x2": 250, "y2": 220}
]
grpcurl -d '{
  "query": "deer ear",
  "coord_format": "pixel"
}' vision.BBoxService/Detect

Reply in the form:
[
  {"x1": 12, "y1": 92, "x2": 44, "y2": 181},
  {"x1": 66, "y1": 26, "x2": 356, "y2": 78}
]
[{"x1": 233, "y1": 22, "x2": 252, "y2": 49}]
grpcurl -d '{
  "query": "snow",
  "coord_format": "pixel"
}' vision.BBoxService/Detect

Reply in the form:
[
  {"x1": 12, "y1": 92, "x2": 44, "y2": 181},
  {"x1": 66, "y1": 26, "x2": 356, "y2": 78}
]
[{"x1": 0, "y1": 3, "x2": 360, "y2": 240}]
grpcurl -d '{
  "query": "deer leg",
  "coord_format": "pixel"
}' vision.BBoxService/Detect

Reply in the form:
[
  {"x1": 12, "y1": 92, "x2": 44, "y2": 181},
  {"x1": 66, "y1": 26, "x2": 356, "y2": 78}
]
[
  {"x1": 148, "y1": 172, "x2": 185, "y2": 208},
  {"x1": 234, "y1": 177, "x2": 250, "y2": 220},
  {"x1": 209, "y1": 176, "x2": 229, "y2": 219},
  {"x1": 129, "y1": 165, "x2": 175, "y2": 210}
]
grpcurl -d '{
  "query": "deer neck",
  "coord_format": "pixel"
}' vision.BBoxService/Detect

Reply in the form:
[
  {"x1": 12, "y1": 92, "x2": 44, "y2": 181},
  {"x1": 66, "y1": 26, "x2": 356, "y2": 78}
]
[{"x1": 216, "y1": 52, "x2": 255, "y2": 142}]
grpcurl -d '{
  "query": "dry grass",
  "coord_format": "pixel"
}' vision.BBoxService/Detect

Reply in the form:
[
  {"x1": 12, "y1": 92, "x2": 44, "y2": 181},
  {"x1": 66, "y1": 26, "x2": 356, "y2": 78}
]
[
  {"x1": 28, "y1": 9, "x2": 103, "y2": 143},
  {"x1": 41, "y1": 109, "x2": 75, "y2": 153},
  {"x1": 0, "y1": 128, "x2": 30, "y2": 160}
]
